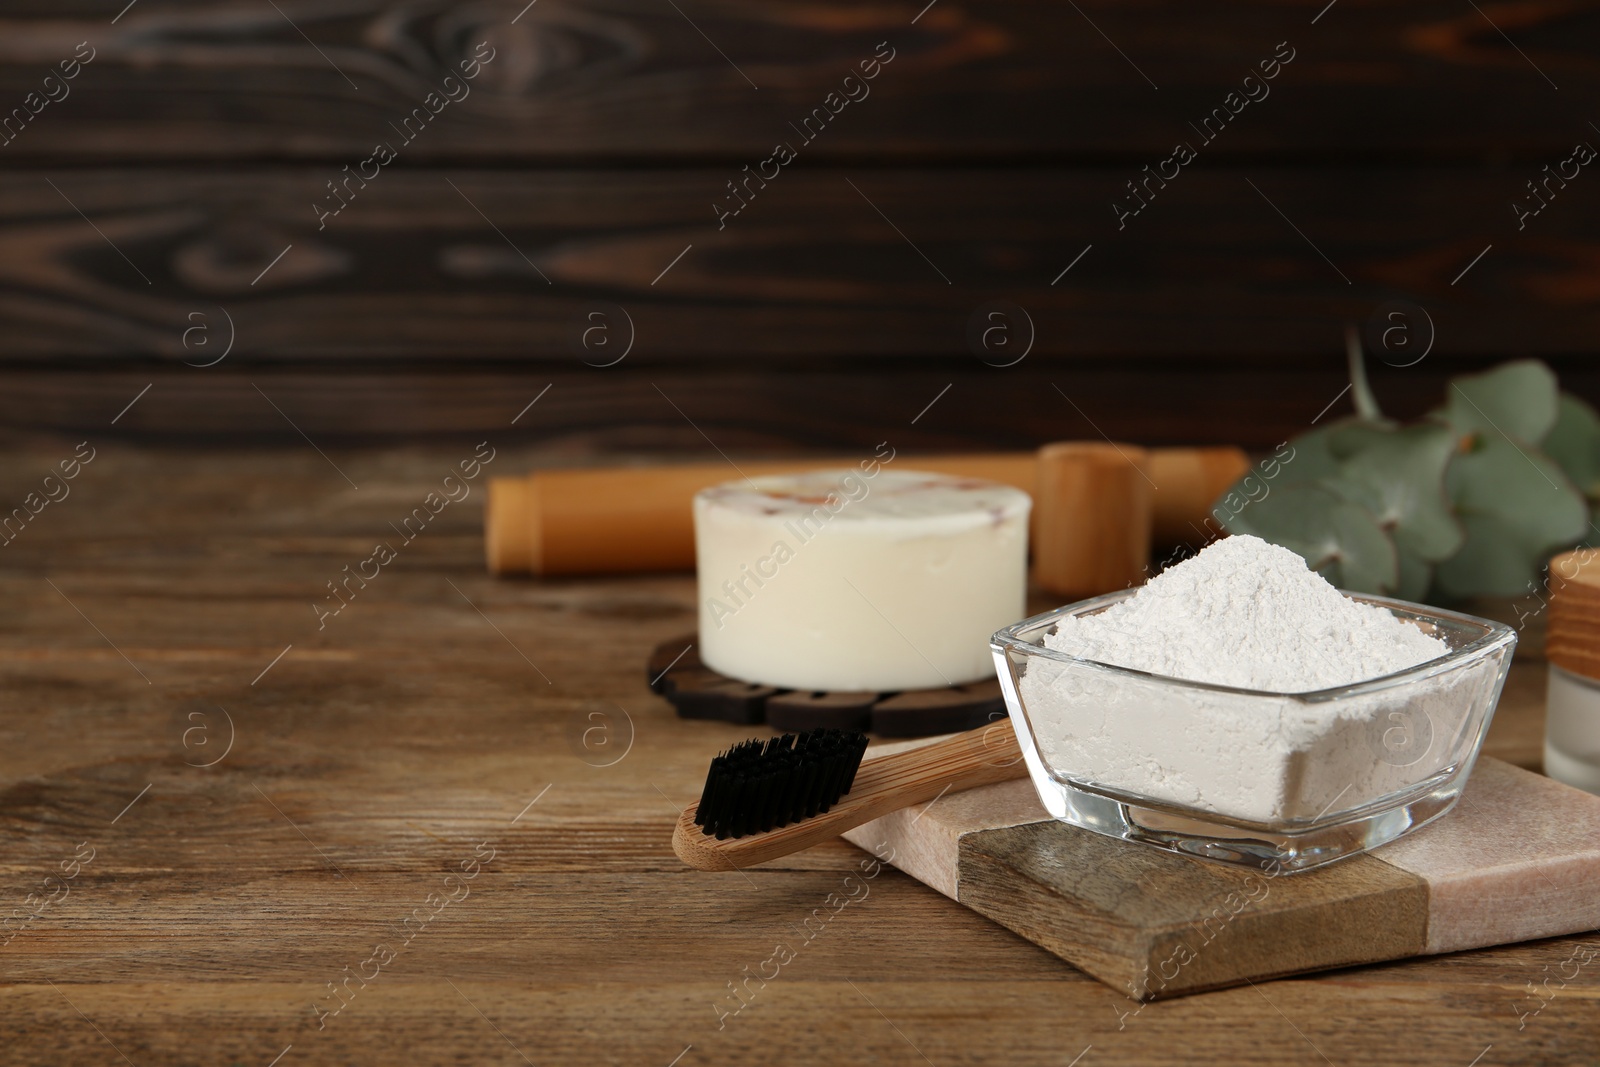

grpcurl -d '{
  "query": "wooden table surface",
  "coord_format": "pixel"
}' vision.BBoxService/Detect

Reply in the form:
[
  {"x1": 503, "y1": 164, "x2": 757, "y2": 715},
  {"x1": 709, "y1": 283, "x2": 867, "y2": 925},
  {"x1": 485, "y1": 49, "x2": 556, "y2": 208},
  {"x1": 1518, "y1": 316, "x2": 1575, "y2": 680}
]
[{"x1": 2, "y1": 441, "x2": 1592, "y2": 1067}]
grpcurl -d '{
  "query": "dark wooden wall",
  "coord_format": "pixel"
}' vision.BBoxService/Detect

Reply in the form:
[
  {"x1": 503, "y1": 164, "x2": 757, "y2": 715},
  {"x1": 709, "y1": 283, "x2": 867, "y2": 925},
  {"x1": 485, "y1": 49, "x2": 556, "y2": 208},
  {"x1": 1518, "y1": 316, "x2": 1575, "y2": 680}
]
[{"x1": 2, "y1": 0, "x2": 1598, "y2": 450}]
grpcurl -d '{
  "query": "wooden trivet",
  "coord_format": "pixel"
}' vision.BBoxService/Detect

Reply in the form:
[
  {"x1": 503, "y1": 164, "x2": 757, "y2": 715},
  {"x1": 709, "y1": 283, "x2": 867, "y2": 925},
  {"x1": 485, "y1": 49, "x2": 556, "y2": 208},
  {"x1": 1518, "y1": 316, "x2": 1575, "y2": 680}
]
[{"x1": 646, "y1": 634, "x2": 1005, "y2": 737}]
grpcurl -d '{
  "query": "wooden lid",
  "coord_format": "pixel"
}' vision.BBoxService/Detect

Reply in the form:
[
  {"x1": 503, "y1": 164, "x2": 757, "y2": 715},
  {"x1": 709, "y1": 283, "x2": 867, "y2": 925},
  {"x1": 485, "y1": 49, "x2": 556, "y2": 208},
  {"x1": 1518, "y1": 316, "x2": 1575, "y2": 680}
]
[{"x1": 1544, "y1": 548, "x2": 1600, "y2": 680}]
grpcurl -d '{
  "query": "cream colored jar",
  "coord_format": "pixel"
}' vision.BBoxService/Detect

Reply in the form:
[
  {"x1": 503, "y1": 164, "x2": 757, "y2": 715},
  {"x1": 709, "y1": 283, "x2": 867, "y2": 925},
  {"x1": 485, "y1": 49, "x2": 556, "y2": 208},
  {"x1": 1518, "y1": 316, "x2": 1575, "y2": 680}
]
[
  {"x1": 693, "y1": 469, "x2": 1030, "y2": 691},
  {"x1": 1544, "y1": 548, "x2": 1600, "y2": 794}
]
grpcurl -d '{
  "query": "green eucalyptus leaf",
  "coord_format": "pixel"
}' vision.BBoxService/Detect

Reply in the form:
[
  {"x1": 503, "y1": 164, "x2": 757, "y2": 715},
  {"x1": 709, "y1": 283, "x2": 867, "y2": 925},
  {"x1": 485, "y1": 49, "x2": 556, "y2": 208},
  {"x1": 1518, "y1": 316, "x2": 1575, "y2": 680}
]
[
  {"x1": 1285, "y1": 424, "x2": 1348, "y2": 482},
  {"x1": 1326, "y1": 419, "x2": 1395, "y2": 459},
  {"x1": 1250, "y1": 421, "x2": 1351, "y2": 486},
  {"x1": 1224, "y1": 483, "x2": 1398, "y2": 594},
  {"x1": 1322, "y1": 422, "x2": 1464, "y2": 562},
  {"x1": 1542, "y1": 393, "x2": 1600, "y2": 500},
  {"x1": 1433, "y1": 513, "x2": 1553, "y2": 598},
  {"x1": 1209, "y1": 428, "x2": 1341, "y2": 530},
  {"x1": 1432, "y1": 434, "x2": 1588, "y2": 597},
  {"x1": 1393, "y1": 546, "x2": 1434, "y2": 602},
  {"x1": 1439, "y1": 360, "x2": 1560, "y2": 443}
]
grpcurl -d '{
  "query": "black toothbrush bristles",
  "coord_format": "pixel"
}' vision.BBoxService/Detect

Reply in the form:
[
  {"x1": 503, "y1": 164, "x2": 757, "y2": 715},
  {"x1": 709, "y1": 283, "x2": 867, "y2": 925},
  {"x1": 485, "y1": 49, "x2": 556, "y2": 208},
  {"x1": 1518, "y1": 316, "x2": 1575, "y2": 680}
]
[{"x1": 693, "y1": 729, "x2": 870, "y2": 840}]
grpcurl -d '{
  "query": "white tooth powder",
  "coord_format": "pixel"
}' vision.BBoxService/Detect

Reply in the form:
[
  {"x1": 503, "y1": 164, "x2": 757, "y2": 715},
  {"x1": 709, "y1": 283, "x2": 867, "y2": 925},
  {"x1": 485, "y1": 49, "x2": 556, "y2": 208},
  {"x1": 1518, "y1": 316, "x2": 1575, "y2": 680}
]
[{"x1": 1018, "y1": 535, "x2": 1502, "y2": 823}]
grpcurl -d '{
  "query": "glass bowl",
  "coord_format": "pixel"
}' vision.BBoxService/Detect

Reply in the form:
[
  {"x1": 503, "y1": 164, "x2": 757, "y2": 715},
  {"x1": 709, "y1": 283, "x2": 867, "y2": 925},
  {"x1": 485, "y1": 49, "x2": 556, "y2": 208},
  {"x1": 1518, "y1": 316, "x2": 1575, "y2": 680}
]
[{"x1": 990, "y1": 590, "x2": 1516, "y2": 874}]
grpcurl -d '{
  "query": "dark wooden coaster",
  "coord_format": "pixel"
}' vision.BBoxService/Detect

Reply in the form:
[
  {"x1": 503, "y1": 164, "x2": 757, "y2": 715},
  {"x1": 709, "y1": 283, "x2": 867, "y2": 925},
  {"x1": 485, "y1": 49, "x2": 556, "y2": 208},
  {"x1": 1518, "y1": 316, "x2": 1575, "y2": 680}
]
[
  {"x1": 871, "y1": 681, "x2": 1006, "y2": 737},
  {"x1": 647, "y1": 634, "x2": 1006, "y2": 737},
  {"x1": 646, "y1": 638, "x2": 702, "y2": 693},
  {"x1": 766, "y1": 691, "x2": 878, "y2": 733},
  {"x1": 659, "y1": 667, "x2": 775, "y2": 725}
]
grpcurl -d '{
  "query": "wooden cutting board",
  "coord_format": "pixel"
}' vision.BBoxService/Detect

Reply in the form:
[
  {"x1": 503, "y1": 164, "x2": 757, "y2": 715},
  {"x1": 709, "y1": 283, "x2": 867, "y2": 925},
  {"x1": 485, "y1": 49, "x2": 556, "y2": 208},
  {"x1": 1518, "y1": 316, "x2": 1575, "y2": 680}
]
[{"x1": 841, "y1": 750, "x2": 1600, "y2": 999}]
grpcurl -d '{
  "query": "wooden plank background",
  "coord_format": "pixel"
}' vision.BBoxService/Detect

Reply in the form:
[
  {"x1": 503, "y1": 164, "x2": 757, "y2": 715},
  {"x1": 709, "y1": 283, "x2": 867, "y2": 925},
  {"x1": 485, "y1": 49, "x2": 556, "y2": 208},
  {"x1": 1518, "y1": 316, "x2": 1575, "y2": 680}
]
[
  {"x1": 0, "y1": 0, "x2": 1595, "y2": 447},
  {"x1": 0, "y1": 0, "x2": 1595, "y2": 160}
]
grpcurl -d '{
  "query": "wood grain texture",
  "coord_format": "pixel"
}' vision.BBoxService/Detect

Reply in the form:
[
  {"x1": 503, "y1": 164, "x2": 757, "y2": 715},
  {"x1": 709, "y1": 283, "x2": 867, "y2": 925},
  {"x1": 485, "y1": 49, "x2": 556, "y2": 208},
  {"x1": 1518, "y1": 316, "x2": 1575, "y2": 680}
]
[
  {"x1": 0, "y1": 441, "x2": 1589, "y2": 1066},
  {"x1": 9, "y1": 364, "x2": 1600, "y2": 456},
  {"x1": 15, "y1": 363, "x2": 1600, "y2": 454},
  {"x1": 0, "y1": 168, "x2": 1596, "y2": 361},
  {"x1": 0, "y1": 0, "x2": 1595, "y2": 160}
]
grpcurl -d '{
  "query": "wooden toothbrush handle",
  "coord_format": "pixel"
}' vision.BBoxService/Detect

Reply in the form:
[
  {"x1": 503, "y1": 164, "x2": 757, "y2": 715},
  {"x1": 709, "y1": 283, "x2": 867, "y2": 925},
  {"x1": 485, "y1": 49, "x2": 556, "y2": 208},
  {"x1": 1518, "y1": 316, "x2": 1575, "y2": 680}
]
[{"x1": 672, "y1": 723, "x2": 1027, "y2": 872}]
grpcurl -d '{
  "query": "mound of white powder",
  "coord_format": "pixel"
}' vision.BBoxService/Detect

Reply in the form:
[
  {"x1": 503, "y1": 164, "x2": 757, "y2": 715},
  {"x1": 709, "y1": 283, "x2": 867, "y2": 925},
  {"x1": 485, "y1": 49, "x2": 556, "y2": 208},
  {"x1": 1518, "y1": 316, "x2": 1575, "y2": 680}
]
[
  {"x1": 1045, "y1": 535, "x2": 1447, "y2": 691},
  {"x1": 1018, "y1": 535, "x2": 1503, "y2": 823}
]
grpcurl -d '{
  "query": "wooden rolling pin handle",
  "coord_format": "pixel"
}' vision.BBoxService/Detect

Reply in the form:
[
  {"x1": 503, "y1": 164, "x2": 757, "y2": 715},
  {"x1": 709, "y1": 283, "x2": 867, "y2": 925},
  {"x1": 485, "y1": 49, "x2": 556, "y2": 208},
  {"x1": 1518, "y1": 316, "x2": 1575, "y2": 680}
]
[
  {"x1": 485, "y1": 475, "x2": 538, "y2": 576},
  {"x1": 672, "y1": 725, "x2": 1028, "y2": 872},
  {"x1": 485, "y1": 454, "x2": 1037, "y2": 576},
  {"x1": 1147, "y1": 446, "x2": 1252, "y2": 545},
  {"x1": 486, "y1": 446, "x2": 1249, "y2": 578}
]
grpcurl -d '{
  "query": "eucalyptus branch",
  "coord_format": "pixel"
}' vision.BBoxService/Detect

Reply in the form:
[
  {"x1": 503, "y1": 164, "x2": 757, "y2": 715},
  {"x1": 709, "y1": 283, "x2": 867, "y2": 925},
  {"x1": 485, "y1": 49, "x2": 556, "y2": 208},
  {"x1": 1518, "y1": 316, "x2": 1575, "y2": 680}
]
[{"x1": 1344, "y1": 324, "x2": 1383, "y2": 422}]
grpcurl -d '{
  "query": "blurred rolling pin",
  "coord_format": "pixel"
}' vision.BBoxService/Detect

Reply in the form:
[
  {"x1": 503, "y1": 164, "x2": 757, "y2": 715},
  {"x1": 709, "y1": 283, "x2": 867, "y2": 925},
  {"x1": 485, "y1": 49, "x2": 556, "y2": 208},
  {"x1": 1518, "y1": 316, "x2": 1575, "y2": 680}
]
[{"x1": 485, "y1": 446, "x2": 1246, "y2": 579}]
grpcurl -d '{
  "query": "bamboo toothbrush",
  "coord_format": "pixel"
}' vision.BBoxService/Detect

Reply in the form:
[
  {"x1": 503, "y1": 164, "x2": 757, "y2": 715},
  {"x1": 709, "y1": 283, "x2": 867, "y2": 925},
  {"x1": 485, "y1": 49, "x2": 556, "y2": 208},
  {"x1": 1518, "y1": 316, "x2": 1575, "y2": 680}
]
[{"x1": 672, "y1": 724, "x2": 1027, "y2": 871}]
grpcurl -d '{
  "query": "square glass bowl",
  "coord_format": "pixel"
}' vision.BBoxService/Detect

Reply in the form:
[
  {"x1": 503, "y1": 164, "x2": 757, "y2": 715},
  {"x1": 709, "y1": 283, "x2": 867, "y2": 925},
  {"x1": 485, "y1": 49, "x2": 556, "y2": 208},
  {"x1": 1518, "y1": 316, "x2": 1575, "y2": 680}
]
[{"x1": 990, "y1": 591, "x2": 1516, "y2": 873}]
